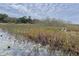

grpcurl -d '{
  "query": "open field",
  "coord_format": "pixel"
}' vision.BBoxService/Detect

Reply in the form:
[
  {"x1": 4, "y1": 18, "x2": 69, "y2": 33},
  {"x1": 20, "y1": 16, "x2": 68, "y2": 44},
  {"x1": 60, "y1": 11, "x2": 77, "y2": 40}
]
[{"x1": 0, "y1": 23, "x2": 79, "y2": 55}]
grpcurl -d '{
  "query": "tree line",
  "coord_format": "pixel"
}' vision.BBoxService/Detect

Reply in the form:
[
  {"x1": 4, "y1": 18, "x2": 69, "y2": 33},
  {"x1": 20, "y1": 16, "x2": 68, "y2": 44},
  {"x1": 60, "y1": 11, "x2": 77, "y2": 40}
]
[
  {"x1": 0, "y1": 13, "x2": 71, "y2": 27},
  {"x1": 0, "y1": 13, "x2": 33, "y2": 23}
]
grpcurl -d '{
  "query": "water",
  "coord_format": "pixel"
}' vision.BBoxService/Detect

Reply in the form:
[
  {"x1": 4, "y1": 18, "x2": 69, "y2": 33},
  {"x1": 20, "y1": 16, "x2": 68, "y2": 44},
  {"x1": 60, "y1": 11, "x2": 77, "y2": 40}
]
[{"x1": 0, "y1": 29, "x2": 71, "y2": 56}]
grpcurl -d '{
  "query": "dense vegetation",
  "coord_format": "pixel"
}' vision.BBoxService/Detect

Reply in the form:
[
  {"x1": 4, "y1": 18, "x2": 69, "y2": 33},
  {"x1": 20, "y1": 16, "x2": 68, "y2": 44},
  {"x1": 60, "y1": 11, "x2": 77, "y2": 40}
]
[{"x1": 0, "y1": 13, "x2": 79, "y2": 55}]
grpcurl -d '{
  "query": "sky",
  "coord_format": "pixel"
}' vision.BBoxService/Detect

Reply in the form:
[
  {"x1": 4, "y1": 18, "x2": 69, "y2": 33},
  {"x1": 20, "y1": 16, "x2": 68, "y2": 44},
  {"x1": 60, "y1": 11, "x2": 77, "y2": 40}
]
[{"x1": 0, "y1": 3, "x2": 79, "y2": 24}]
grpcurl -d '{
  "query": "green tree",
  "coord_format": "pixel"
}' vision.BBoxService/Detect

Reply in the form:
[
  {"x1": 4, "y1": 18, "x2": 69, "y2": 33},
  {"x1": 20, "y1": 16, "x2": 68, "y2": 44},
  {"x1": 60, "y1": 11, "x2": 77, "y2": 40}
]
[
  {"x1": 17, "y1": 16, "x2": 33, "y2": 23},
  {"x1": 17, "y1": 16, "x2": 27, "y2": 23},
  {"x1": 27, "y1": 16, "x2": 32, "y2": 23},
  {"x1": 0, "y1": 14, "x2": 8, "y2": 22}
]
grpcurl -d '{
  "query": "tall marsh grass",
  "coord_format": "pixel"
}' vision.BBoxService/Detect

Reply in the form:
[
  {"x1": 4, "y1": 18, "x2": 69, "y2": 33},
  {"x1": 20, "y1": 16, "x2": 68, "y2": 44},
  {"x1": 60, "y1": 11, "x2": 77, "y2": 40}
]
[{"x1": 0, "y1": 23, "x2": 79, "y2": 55}]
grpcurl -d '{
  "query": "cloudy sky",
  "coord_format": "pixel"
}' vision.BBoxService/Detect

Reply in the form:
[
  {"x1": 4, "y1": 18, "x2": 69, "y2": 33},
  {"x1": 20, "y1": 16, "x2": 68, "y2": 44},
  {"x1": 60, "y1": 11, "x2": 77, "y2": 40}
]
[{"x1": 0, "y1": 3, "x2": 79, "y2": 24}]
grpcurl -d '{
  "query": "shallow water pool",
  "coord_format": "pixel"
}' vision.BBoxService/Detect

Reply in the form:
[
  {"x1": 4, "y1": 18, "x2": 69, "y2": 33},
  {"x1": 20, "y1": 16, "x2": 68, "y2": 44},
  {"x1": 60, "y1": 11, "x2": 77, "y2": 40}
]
[{"x1": 0, "y1": 29, "x2": 72, "y2": 56}]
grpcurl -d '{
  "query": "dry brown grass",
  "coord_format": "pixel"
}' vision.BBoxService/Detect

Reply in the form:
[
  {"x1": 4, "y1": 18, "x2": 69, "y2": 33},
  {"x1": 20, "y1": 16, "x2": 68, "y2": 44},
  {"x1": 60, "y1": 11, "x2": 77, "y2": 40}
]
[{"x1": 0, "y1": 23, "x2": 79, "y2": 55}]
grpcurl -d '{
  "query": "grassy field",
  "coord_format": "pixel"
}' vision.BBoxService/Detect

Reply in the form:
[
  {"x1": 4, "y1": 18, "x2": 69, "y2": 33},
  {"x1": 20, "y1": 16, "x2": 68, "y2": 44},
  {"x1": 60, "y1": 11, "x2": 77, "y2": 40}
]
[{"x1": 0, "y1": 23, "x2": 79, "y2": 55}]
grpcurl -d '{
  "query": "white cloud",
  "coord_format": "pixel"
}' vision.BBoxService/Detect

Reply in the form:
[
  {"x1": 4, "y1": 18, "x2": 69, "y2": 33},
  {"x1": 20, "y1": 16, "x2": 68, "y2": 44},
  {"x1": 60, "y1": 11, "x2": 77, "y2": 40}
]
[{"x1": 10, "y1": 4, "x2": 31, "y2": 14}]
